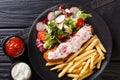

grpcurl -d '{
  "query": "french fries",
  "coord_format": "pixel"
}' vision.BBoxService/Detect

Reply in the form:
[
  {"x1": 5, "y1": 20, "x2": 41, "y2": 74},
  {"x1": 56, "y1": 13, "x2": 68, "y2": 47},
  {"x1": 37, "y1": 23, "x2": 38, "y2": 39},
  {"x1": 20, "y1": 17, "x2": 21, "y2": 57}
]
[
  {"x1": 96, "y1": 45, "x2": 104, "y2": 56},
  {"x1": 90, "y1": 54, "x2": 94, "y2": 70},
  {"x1": 85, "y1": 39, "x2": 98, "y2": 51},
  {"x1": 97, "y1": 59, "x2": 102, "y2": 69},
  {"x1": 74, "y1": 49, "x2": 96, "y2": 61},
  {"x1": 50, "y1": 63, "x2": 66, "y2": 71},
  {"x1": 78, "y1": 70, "x2": 93, "y2": 80},
  {"x1": 45, "y1": 35, "x2": 107, "y2": 80},
  {"x1": 95, "y1": 35, "x2": 107, "y2": 53},
  {"x1": 80, "y1": 59, "x2": 91, "y2": 74},
  {"x1": 58, "y1": 61, "x2": 73, "y2": 78},
  {"x1": 46, "y1": 61, "x2": 64, "y2": 66},
  {"x1": 67, "y1": 74, "x2": 79, "y2": 78}
]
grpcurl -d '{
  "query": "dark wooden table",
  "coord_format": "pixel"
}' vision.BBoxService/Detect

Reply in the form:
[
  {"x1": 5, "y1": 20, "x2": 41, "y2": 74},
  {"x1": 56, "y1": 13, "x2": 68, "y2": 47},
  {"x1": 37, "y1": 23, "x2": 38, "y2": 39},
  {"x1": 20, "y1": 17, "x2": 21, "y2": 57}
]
[{"x1": 0, "y1": 0, "x2": 120, "y2": 80}]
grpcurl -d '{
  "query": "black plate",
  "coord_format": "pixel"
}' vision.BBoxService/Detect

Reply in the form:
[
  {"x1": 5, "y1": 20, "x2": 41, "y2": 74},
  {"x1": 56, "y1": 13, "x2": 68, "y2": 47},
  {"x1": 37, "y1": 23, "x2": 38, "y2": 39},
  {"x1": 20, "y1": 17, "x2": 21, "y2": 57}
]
[{"x1": 27, "y1": 3, "x2": 112, "y2": 80}]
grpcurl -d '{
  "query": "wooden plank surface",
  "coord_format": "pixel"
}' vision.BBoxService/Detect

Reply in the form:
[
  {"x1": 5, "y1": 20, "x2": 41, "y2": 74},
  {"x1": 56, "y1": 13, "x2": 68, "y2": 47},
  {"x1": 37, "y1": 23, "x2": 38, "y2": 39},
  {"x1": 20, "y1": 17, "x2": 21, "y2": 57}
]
[{"x1": 0, "y1": 0, "x2": 120, "y2": 80}]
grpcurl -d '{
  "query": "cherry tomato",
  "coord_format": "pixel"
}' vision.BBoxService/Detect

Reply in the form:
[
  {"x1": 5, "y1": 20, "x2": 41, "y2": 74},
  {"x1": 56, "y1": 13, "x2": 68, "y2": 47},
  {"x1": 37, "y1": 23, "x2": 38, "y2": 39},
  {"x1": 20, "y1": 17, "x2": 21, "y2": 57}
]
[
  {"x1": 37, "y1": 30, "x2": 46, "y2": 41},
  {"x1": 76, "y1": 18, "x2": 84, "y2": 27}
]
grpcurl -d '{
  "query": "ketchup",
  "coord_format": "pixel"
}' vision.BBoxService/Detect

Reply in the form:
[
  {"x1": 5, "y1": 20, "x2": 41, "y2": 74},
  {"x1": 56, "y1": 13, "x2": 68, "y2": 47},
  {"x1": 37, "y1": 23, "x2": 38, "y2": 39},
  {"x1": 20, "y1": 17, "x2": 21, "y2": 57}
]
[{"x1": 4, "y1": 36, "x2": 24, "y2": 57}]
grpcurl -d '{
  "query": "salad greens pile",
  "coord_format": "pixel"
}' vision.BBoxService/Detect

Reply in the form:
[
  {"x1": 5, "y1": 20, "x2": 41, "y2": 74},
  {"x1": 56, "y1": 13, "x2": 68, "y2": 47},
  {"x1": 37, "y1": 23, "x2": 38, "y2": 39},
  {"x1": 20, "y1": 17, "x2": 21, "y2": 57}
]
[{"x1": 36, "y1": 6, "x2": 92, "y2": 51}]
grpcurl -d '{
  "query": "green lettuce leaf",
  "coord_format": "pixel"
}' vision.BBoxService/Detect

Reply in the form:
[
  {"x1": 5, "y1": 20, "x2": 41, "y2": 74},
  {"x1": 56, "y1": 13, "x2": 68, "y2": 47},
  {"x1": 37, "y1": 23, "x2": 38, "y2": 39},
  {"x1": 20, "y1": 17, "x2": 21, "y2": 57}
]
[{"x1": 76, "y1": 11, "x2": 92, "y2": 20}]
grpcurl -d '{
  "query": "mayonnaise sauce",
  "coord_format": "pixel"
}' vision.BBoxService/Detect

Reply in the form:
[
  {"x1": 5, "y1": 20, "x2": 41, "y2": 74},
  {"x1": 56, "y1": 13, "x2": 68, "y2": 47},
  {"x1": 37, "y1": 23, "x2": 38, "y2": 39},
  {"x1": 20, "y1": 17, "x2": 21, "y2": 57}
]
[
  {"x1": 48, "y1": 24, "x2": 93, "y2": 59},
  {"x1": 11, "y1": 62, "x2": 31, "y2": 80}
]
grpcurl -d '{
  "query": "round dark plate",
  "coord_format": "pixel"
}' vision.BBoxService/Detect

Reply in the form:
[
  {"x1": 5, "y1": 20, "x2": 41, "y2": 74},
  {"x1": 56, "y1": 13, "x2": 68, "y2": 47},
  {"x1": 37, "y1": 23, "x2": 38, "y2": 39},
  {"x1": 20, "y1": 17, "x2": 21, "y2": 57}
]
[{"x1": 27, "y1": 3, "x2": 112, "y2": 80}]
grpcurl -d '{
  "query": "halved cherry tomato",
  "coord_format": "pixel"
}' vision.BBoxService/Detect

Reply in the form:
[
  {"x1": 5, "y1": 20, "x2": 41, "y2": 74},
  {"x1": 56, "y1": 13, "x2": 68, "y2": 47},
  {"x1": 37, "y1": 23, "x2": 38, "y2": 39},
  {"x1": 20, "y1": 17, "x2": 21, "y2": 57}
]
[
  {"x1": 37, "y1": 30, "x2": 46, "y2": 41},
  {"x1": 76, "y1": 18, "x2": 84, "y2": 27}
]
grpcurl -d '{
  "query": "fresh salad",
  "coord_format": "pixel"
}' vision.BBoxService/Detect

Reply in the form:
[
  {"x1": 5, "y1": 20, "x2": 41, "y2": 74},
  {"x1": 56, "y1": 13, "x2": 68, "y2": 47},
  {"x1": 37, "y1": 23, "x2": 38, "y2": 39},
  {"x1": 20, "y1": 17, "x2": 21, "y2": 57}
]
[{"x1": 36, "y1": 5, "x2": 92, "y2": 52}]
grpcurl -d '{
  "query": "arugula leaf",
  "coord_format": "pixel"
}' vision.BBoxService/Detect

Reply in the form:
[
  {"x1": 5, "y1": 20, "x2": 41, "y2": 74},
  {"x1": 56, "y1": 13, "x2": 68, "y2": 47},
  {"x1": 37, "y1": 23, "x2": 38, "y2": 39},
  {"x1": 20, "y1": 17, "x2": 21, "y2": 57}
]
[
  {"x1": 43, "y1": 38, "x2": 58, "y2": 49},
  {"x1": 76, "y1": 11, "x2": 92, "y2": 20},
  {"x1": 62, "y1": 32, "x2": 68, "y2": 37},
  {"x1": 64, "y1": 18, "x2": 77, "y2": 31}
]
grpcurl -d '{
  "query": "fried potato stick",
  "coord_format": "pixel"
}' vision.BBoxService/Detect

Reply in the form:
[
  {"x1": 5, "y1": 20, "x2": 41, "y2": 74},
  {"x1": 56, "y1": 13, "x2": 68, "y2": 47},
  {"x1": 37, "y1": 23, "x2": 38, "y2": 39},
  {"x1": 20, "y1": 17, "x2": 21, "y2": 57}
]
[
  {"x1": 94, "y1": 56, "x2": 103, "y2": 65},
  {"x1": 96, "y1": 45, "x2": 104, "y2": 56},
  {"x1": 50, "y1": 63, "x2": 66, "y2": 71},
  {"x1": 90, "y1": 55, "x2": 94, "y2": 70},
  {"x1": 74, "y1": 49, "x2": 96, "y2": 61},
  {"x1": 95, "y1": 35, "x2": 107, "y2": 53},
  {"x1": 46, "y1": 61, "x2": 64, "y2": 66},
  {"x1": 80, "y1": 59, "x2": 91, "y2": 74},
  {"x1": 86, "y1": 39, "x2": 98, "y2": 51},
  {"x1": 69, "y1": 52, "x2": 96, "y2": 72},
  {"x1": 78, "y1": 71, "x2": 93, "y2": 80},
  {"x1": 97, "y1": 59, "x2": 102, "y2": 69},
  {"x1": 70, "y1": 66, "x2": 83, "y2": 74},
  {"x1": 58, "y1": 61, "x2": 73, "y2": 78},
  {"x1": 67, "y1": 74, "x2": 79, "y2": 78}
]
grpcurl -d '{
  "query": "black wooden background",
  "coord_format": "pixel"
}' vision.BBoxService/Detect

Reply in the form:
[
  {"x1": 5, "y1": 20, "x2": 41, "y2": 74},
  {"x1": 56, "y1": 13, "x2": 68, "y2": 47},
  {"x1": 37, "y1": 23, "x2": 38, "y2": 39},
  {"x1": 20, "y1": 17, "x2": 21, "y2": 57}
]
[{"x1": 0, "y1": 0, "x2": 120, "y2": 80}]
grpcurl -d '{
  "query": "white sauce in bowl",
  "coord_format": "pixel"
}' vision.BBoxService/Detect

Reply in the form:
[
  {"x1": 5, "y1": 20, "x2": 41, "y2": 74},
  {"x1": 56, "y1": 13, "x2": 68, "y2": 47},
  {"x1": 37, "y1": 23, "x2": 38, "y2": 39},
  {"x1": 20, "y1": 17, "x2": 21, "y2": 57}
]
[{"x1": 11, "y1": 62, "x2": 31, "y2": 80}]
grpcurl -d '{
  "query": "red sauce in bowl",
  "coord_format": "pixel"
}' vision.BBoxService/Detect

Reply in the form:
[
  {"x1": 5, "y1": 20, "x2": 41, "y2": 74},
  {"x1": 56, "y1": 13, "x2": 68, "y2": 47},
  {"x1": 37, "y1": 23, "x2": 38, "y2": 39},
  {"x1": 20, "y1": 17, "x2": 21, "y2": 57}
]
[{"x1": 4, "y1": 36, "x2": 24, "y2": 57}]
